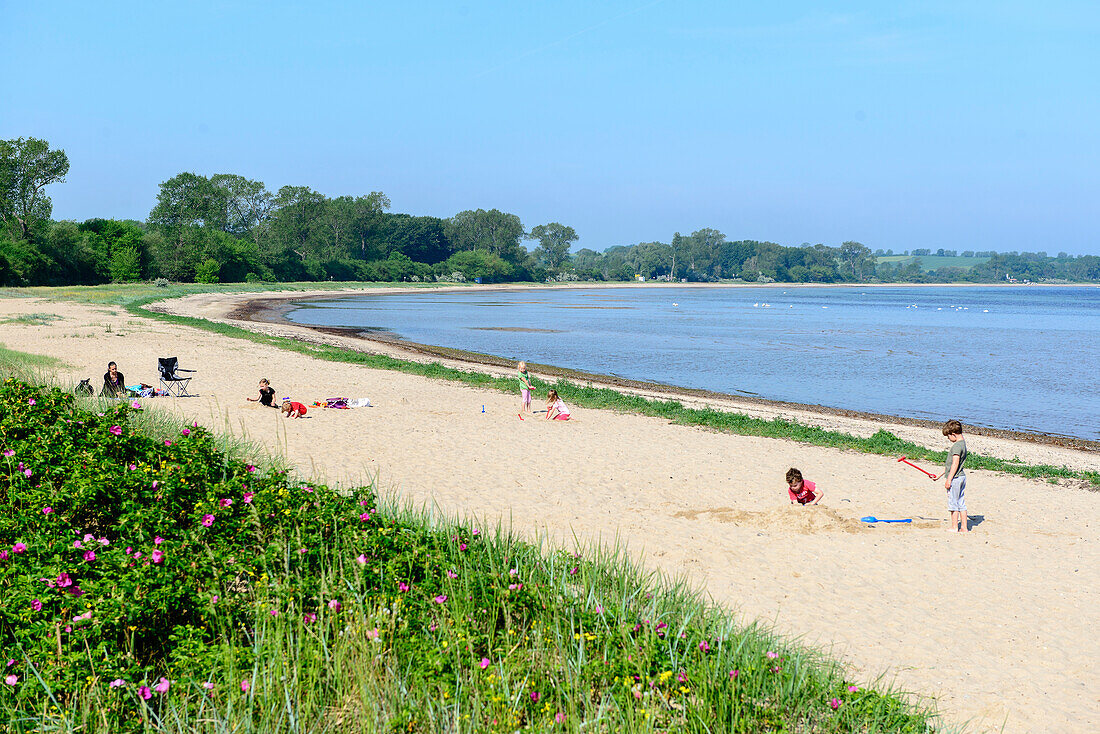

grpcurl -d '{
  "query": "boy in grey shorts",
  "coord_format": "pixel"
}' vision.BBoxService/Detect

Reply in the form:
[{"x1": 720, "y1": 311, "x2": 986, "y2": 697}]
[{"x1": 931, "y1": 419, "x2": 968, "y2": 532}]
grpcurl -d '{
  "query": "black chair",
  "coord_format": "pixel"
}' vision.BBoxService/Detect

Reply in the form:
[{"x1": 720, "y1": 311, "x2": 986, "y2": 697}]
[{"x1": 158, "y1": 357, "x2": 196, "y2": 397}]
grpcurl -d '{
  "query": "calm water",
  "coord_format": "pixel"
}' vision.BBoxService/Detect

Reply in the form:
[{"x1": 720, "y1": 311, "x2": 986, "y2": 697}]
[{"x1": 285, "y1": 286, "x2": 1100, "y2": 440}]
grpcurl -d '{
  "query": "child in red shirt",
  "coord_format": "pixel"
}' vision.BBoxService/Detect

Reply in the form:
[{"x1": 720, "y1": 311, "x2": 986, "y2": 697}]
[
  {"x1": 786, "y1": 467, "x2": 823, "y2": 505},
  {"x1": 281, "y1": 400, "x2": 308, "y2": 418}
]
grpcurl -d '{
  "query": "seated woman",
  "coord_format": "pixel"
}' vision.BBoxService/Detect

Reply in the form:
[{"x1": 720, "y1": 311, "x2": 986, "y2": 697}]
[
  {"x1": 545, "y1": 389, "x2": 571, "y2": 421},
  {"x1": 101, "y1": 361, "x2": 126, "y2": 397}
]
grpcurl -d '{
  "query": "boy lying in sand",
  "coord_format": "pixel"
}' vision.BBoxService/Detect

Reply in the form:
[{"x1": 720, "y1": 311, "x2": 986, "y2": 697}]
[
  {"x1": 786, "y1": 467, "x2": 823, "y2": 505},
  {"x1": 281, "y1": 399, "x2": 308, "y2": 418}
]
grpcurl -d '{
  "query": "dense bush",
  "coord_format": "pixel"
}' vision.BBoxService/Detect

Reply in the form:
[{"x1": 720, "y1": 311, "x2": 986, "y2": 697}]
[{"x1": 0, "y1": 380, "x2": 370, "y2": 704}]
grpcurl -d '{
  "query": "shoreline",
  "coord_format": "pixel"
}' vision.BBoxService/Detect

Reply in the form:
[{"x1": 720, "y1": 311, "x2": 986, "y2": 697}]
[{"x1": 215, "y1": 285, "x2": 1100, "y2": 453}]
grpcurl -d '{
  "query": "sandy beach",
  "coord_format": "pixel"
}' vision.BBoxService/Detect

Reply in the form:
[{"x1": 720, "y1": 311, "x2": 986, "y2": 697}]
[{"x1": 3, "y1": 290, "x2": 1098, "y2": 733}]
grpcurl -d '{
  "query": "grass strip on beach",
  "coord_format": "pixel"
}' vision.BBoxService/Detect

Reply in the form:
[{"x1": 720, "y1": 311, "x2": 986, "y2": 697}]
[
  {"x1": 0, "y1": 376, "x2": 939, "y2": 733},
  {"x1": 8, "y1": 282, "x2": 1098, "y2": 488}
]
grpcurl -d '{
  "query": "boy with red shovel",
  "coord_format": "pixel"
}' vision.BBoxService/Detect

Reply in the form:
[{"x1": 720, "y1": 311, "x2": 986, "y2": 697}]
[{"x1": 898, "y1": 419, "x2": 969, "y2": 532}]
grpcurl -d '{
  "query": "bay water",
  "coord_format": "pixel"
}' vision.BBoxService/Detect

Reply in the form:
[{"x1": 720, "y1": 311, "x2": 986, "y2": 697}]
[{"x1": 285, "y1": 286, "x2": 1100, "y2": 440}]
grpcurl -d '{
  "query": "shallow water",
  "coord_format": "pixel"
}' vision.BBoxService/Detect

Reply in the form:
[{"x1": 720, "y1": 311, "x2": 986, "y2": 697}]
[{"x1": 285, "y1": 286, "x2": 1100, "y2": 440}]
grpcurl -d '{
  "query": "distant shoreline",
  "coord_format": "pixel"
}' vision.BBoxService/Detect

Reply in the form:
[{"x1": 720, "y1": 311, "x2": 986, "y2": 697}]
[{"x1": 207, "y1": 283, "x2": 1100, "y2": 452}]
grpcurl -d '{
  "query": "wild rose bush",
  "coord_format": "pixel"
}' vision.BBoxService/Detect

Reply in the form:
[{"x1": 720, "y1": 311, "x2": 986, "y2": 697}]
[
  {"x1": 1, "y1": 379, "x2": 933, "y2": 732},
  {"x1": 0, "y1": 379, "x2": 374, "y2": 694}
]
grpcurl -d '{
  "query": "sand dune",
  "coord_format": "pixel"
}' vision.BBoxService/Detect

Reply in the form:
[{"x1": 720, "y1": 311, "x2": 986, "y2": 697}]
[{"x1": 2, "y1": 293, "x2": 1097, "y2": 734}]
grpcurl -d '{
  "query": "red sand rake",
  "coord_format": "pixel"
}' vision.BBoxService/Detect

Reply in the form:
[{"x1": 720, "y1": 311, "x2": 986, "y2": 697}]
[{"x1": 897, "y1": 456, "x2": 936, "y2": 479}]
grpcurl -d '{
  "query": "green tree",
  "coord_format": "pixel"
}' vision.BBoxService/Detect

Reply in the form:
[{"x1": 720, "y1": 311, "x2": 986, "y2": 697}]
[
  {"x1": 838, "y1": 241, "x2": 875, "y2": 281},
  {"x1": 210, "y1": 174, "x2": 273, "y2": 239},
  {"x1": 0, "y1": 137, "x2": 70, "y2": 242},
  {"x1": 529, "y1": 222, "x2": 577, "y2": 270},
  {"x1": 194, "y1": 258, "x2": 221, "y2": 283},
  {"x1": 446, "y1": 209, "x2": 525, "y2": 261},
  {"x1": 109, "y1": 246, "x2": 143, "y2": 282},
  {"x1": 147, "y1": 173, "x2": 229, "y2": 279}
]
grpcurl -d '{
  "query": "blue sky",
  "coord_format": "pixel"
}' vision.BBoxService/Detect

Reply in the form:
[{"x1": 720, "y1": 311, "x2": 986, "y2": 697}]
[{"x1": 2, "y1": 1, "x2": 1098, "y2": 254}]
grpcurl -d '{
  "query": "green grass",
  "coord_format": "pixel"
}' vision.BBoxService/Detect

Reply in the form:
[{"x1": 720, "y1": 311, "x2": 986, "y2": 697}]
[
  {"x1": 4, "y1": 281, "x2": 1094, "y2": 488},
  {"x1": 876, "y1": 256, "x2": 991, "y2": 272},
  {"x1": 0, "y1": 343, "x2": 70, "y2": 373},
  {"x1": 0, "y1": 312, "x2": 64, "y2": 325}
]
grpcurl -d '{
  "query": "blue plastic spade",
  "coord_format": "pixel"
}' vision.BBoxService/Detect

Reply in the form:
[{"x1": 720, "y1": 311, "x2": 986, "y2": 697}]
[{"x1": 861, "y1": 516, "x2": 912, "y2": 524}]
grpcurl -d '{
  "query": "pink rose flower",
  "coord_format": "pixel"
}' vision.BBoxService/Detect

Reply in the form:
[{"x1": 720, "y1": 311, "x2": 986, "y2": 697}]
[
  {"x1": 151, "y1": 550, "x2": 164, "y2": 564},
  {"x1": 83, "y1": 550, "x2": 96, "y2": 562},
  {"x1": 31, "y1": 599, "x2": 42, "y2": 611},
  {"x1": 398, "y1": 582, "x2": 409, "y2": 592},
  {"x1": 829, "y1": 698, "x2": 841, "y2": 710},
  {"x1": 202, "y1": 681, "x2": 214, "y2": 690},
  {"x1": 303, "y1": 612, "x2": 316, "y2": 624},
  {"x1": 479, "y1": 658, "x2": 490, "y2": 669},
  {"x1": 219, "y1": 498, "x2": 232, "y2": 507},
  {"x1": 56, "y1": 572, "x2": 72, "y2": 588},
  {"x1": 328, "y1": 599, "x2": 341, "y2": 611},
  {"x1": 433, "y1": 595, "x2": 447, "y2": 604},
  {"x1": 240, "y1": 680, "x2": 250, "y2": 692},
  {"x1": 110, "y1": 679, "x2": 124, "y2": 688},
  {"x1": 154, "y1": 536, "x2": 164, "y2": 546},
  {"x1": 699, "y1": 641, "x2": 710, "y2": 652},
  {"x1": 109, "y1": 425, "x2": 122, "y2": 436},
  {"x1": 181, "y1": 428, "x2": 190, "y2": 436},
  {"x1": 138, "y1": 686, "x2": 152, "y2": 700},
  {"x1": 729, "y1": 669, "x2": 739, "y2": 679},
  {"x1": 42, "y1": 507, "x2": 52, "y2": 514},
  {"x1": 0, "y1": 550, "x2": 7, "y2": 561},
  {"x1": 356, "y1": 554, "x2": 367, "y2": 565},
  {"x1": 243, "y1": 492, "x2": 254, "y2": 503},
  {"x1": 202, "y1": 514, "x2": 214, "y2": 527},
  {"x1": 4, "y1": 675, "x2": 17, "y2": 686},
  {"x1": 12, "y1": 542, "x2": 26, "y2": 554},
  {"x1": 446, "y1": 570, "x2": 458, "y2": 578}
]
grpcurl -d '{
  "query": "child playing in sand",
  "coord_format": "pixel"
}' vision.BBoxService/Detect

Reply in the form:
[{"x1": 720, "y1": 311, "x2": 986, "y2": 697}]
[
  {"x1": 517, "y1": 361, "x2": 534, "y2": 415},
  {"x1": 545, "y1": 389, "x2": 571, "y2": 421},
  {"x1": 281, "y1": 399, "x2": 308, "y2": 418},
  {"x1": 786, "y1": 468, "x2": 823, "y2": 505},
  {"x1": 247, "y1": 378, "x2": 277, "y2": 407},
  {"x1": 931, "y1": 419, "x2": 968, "y2": 532}
]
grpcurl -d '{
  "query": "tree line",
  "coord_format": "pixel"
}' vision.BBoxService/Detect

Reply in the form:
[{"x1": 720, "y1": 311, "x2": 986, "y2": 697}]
[{"x1": 2, "y1": 137, "x2": 1098, "y2": 286}]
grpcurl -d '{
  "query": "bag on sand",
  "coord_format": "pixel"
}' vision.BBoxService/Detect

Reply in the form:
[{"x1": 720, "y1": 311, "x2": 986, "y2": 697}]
[{"x1": 324, "y1": 397, "x2": 349, "y2": 409}]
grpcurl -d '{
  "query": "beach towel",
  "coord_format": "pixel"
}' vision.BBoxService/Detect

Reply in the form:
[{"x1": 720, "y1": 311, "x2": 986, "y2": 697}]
[
  {"x1": 324, "y1": 397, "x2": 349, "y2": 409},
  {"x1": 347, "y1": 397, "x2": 372, "y2": 408}
]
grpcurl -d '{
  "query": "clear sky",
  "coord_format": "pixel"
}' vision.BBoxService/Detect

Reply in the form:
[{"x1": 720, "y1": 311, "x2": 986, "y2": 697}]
[{"x1": 2, "y1": 1, "x2": 1098, "y2": 254}]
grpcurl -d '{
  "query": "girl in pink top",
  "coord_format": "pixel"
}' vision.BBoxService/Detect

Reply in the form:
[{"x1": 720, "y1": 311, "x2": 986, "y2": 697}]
[
  {"x1": 545, "y1": 389, "x2": 571, "y2": 421},
  {"x1": 786, "y1": 467, "x2": 822, "y2": 505}
]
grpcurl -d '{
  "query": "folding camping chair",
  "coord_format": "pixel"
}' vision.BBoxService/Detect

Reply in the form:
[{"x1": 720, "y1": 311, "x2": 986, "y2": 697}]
[{"x1": 158, "y1": 357, "x2": 196, "y2": 397}]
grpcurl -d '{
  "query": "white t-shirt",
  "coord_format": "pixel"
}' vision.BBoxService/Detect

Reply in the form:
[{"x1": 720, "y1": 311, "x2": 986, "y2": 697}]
[{"x1": 553, "y1": 399, "x2": 570, "y2": 416}]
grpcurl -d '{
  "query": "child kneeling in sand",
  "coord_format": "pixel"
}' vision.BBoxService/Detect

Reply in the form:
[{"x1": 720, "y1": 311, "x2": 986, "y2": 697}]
[
  {"x1": 786, "y1": 468, "x2": 823, "y2": 505},
  {"x1": 930, "y1": 419, "x2": 968, "y2": 532},
  {"x1": 247, "y1": 378, "x2": 277, "y2": 407},
  {"x1": 545, "y1": 389, "x2": 571, "y2": 421},
  {"x1": 281, "y1": 399, "x2": 308, "y2": 418}
]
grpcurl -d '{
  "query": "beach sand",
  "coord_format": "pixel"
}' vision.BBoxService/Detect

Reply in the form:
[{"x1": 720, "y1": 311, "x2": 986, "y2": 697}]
[{"x1": 3, "y1": 292, "x2": 1097, "y2": 733}]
